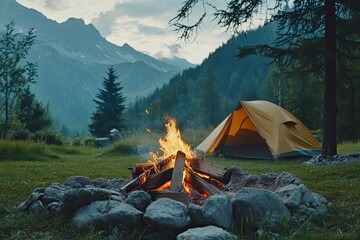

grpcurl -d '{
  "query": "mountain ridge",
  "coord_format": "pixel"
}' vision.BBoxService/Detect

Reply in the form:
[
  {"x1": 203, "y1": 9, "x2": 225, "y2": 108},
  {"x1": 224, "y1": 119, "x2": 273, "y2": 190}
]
[{"x1": 0, "y1": 0, "x2": 188, "y2": 131}]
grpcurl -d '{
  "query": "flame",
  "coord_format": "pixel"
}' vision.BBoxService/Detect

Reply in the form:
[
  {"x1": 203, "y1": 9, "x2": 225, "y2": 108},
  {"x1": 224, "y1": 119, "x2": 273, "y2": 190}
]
[
  {"x1": 150, "y1": 117, "x2": 196, "y2": 162},
  {"x1": 154, "y1": 180, "x2": 171, "y2": 191}
]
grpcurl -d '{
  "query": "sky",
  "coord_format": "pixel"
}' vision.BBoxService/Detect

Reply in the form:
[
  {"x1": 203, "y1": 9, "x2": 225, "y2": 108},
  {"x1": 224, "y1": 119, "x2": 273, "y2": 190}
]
[{"x1": 15, "y1": 0, "x2": 231, "y2": 64}]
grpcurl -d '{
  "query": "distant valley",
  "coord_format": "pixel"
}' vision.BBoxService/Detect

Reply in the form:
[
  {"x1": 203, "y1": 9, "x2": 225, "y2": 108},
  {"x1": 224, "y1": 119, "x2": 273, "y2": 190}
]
[{"x1": 0, "y1": 0, "x2": 194, "y2": 132}]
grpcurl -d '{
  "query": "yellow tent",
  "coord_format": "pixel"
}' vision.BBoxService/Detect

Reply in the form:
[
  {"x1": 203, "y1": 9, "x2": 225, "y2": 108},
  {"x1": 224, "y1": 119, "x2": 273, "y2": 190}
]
[{"x1": 195, "y1": 100, "x2": 321, "y2": 159}]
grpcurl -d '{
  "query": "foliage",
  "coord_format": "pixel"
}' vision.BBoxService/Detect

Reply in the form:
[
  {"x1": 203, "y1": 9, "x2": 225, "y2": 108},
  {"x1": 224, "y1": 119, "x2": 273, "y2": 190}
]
[
  {"x1": 170, "y1": 0, "x2": 360, "y2": 157},
  {"x1": 0, "y1": 21, "x2": 37, "y2": 139},
  {"x1": 89, "y1": 67, "x2": 126, "y2": 137},
  {"x1": 16, "y1": 86, "x2": 52, "y2": 134},
  {"x1": 33, "y1": 128, "x2": 67, "y2": 145}
]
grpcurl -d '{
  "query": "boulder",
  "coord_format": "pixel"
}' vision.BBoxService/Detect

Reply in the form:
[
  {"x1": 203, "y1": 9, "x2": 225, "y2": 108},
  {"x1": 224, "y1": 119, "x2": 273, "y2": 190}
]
[
  {"x1": 63, "y1": 176, "x2": 91, "y2": 188},
  {"x1": 177, "y1": 225, "x2": 237, "y2": 240},
  {"x1": 125, "y1": 190, "x2": 152, "y2": 212},
  {"x1": 232, "y1": 187, "x2": 290, "y2": 232},
  {"x1": 275, "y1": 183, "x2": 328, "y2": 218},
  {"x1": 17, "y1": 191, "x2": 44, "y2": 212},
  {"x1": 73, "y1": 200, "x2": 143, "y2": 230},
  {"x1": 143, "y1": 198, "x2": 190, "y2": 231},
  {"x1": 189, "y1": 194, "x2": 232, "y2": 229},
  {"x1": 61, "y1": 187, "x2": 122, "y2": 213},
  {"x1": 42, "y1": 183, "x2": 68, "y2": 205}
]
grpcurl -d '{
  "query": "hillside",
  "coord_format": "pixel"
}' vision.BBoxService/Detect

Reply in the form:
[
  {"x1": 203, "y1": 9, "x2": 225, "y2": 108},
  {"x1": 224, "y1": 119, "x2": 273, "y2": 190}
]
[
  {"x1": 0, "y1": 0, "x2": 185, "y2": 131},
  {"x1": 126, "y1": 23, "x2": 278, "y2": 132}
]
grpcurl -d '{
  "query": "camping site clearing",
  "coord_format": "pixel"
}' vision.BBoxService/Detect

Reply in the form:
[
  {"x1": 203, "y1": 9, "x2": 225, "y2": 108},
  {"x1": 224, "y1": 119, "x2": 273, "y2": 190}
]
[{"x1": 0, "y1": 139, "x2": 359, "y2": 239}]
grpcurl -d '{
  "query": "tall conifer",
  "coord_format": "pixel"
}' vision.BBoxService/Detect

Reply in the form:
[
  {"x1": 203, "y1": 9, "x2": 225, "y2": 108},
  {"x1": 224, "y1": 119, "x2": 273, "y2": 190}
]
[{"x1": 89, "y1": 67, "x2": 126, "y2": 137}]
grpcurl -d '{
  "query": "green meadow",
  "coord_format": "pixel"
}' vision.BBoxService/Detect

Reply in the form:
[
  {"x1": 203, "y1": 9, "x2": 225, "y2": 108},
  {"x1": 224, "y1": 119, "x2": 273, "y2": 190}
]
[{"x1": 0, "y1": 137, "x2": 359, "y2": 239}]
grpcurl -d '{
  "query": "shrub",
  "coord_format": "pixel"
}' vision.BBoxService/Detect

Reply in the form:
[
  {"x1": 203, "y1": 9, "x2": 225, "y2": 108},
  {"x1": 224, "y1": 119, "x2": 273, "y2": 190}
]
[
  {"x1": 84, "y1": 137, "x2": 95, "y2": 147},
  {"x1": 33, "y1": 128, "x2": 66, "y2": 145}
]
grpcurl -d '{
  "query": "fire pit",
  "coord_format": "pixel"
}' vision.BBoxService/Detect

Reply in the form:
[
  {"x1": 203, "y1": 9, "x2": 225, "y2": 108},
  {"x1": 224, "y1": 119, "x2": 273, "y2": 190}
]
[
  {"x1": 16, "y1": 117, "x2": 329, "y2": 238},
  {"x1": 121, "y1": 118, "x2": 232, "y2": 205}
]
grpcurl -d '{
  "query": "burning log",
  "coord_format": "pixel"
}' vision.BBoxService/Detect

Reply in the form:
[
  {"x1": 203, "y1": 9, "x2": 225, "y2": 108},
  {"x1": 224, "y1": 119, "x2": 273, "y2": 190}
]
[
  {"x1": 148, "y1": 191, "x2": 189, "y2": 206},
  {"x1": 120, "y1": 156, "x2": 173, "y2": 195},
  {"x1": 169, "y1": 151, "x2": 186, "y2": 192},
  {"x1": 129, "y1": 155, "x2": 175, "y2": 179},
  {"x1": 185, "y1": 170, "x2": 224, "y2": 197},
  {"x1": 120, "y1": 168, "x2": 152, "y2": 196},
  {"x1": 188, "y1": 158, "x2": 232, "y2": 184},
  {"x1": 142, "y1": 168, "x2": 173, "y2": 190}
]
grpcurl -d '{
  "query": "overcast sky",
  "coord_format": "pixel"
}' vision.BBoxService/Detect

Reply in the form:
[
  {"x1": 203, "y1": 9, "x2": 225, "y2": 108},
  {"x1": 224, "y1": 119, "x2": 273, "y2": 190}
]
[{"x1": 16, "y1": 0, "x2": 231, "y2": 64}]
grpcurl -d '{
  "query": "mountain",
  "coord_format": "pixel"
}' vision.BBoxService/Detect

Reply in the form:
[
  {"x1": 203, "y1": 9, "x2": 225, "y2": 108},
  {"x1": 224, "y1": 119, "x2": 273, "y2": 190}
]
[
  {"x1": 127, "y1": 23, "x2": 278, "y2": 131},
  {"x1": 0, "y1": 0, "x2": 181, "y2": 131},
  {"x1": 158, "y1": 57, "x2": 196, "y2": 70}
]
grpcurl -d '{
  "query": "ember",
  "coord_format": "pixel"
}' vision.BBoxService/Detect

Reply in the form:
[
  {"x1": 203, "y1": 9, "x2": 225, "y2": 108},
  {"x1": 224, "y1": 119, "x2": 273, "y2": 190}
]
[{"x1": 122, "y1": 117, "x2": 232, "y2": 205}]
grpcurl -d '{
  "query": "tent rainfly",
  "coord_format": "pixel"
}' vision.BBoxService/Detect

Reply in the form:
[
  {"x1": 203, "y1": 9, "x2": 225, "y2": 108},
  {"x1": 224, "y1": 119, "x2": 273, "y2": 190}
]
[{"x1": 195, "y1": 100, "x2": 322, "y2": 159}]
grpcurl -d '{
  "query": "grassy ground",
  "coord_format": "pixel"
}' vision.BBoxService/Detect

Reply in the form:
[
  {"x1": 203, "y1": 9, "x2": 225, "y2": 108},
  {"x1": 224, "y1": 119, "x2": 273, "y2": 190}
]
[{"x1": 0, "y1": 138, "x2": 359, "y2": 239}]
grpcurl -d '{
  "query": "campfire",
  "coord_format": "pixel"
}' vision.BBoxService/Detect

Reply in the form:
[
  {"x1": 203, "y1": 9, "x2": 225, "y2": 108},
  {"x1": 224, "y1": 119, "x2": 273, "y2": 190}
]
[{"x1": 121, "y1": 118, "x2": 232, "y2": 205}]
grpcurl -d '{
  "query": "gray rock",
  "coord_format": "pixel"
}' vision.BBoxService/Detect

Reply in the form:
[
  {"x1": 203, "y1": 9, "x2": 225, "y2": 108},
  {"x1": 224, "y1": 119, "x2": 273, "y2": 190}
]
[
  {"x1": 274, "y1": 172, "x2": 302, "y2": 189},
  {"x1": 28, "y1": 200, "x2": 44, "y2": 213},
  {"x1": 64, "y1": 176, "x2": 91, "y2": 188},
  {"x1": 17, "y1": 191, "x2": 44, "y2": 212},
  {"x1": 232, "y1": 187, "x2": 290, "y2": 232},
  {"x1": 61, "y1": 187, "x2": 121, "y2": 212},
  {"x1": 177, "y1": 225, "x2": 237, "y2": 240},
  {"x1": 189, "y1": 194, "x2": 233, "y2": 229},
  {"x1": 42, "y1": 183, "x2": 68, "y2": 205},
  {"x1": 125, "y1": 190, "x2": 152, "y2": 212},
  {"x1": 91, "y1": 178, "x2": 114, "y2": 189},
  {"x1": 275, "y1": 184, "x2": 303, "y2": 209},
  {"x1": 73, "y1": 200, "x2": 143, "y2": 230},
  {"x1": 143, "y1": 198, "x2": 190, "y2": 231},
  {"x1": 110, "y1": 178, "x2": 125, "y2": 189},
  {"x1": 46, "y1": 201, "x2": 62, "y2": 215}
]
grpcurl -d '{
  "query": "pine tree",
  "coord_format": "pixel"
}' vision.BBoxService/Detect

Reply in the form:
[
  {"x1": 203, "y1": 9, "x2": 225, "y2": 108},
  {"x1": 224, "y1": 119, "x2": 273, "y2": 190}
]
[
  {"x1": 89, "y1": 67, "x2": 126, "y2": 137},
  {"x1": 17, "y1": 86, "x2": 52, "y2": 133}
]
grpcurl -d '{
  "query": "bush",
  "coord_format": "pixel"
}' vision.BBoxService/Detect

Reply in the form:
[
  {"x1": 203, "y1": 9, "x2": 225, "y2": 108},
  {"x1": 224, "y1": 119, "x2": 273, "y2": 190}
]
[
  {"x1": 33, "y1": 128, "x2": 66, "y2": 145},
  {"x1": 84, "y1": 137, "x2": 95, "y2": 147},
  {"x1": 71, "y1": 137, "x2": 82, "y2": 146}
]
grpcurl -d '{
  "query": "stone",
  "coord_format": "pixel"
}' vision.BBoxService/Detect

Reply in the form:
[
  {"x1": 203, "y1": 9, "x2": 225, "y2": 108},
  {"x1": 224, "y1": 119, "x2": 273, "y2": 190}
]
[
  {"x1": 17, "y1": 191, "x2": 44, "y2": 212},
  {"x1": 91, "y1": 178, "x2": 114, "y2": 189},
  {"x1": 125, "y1": 190, "x2": 152, "y2": 212},
  {"x1": 274, "y1": 172, "x2": 302, "y2": 189},
  {"x1": 143, "y1": 198, "x2": 190, "y2": 231},
  {"x1": 46, "y1": 201, "x2": 62, "y2": 215},
  {"x1": 73, "y1": 200, "x2": 143, "y2": 230},
  {"x1": 63, "y1": 176, "x2": 91, "y2": 188},
  {"x1": 61, "y1": 187, "x2": 122, "y2": 213},
  {"x1": 110, "y1": 178, "x2": 125, "y2": 189},
  {"x1": 275, "y1": 184, "x2": 303, "y2": 209},
  {"x1": 42, "y1": 183, "x2": 68, "y2": 205},
  {"x1": 192, "y1": 194, "x2": 233, "y2": 229},
  {"x1": 232, "y1": 187, "x2": 290, "y2": 232},
  {"x1": 28, "y1": 200, "x2": 44, "y2": 213},
  {"x1": 177, "y1": 225, "x2": 237, "y2": 240}
]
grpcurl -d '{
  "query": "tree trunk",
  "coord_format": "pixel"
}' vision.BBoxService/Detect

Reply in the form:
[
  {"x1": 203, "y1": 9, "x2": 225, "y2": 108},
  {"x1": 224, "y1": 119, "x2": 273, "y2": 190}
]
[{"x1": 322, "y1": 0, "x2": 337, "y2": 156}]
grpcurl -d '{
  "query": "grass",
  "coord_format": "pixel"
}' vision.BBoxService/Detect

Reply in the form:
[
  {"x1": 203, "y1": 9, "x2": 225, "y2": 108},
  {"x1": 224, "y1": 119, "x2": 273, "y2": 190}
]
[{"x1": 0, "y1": 138, "x2": 359, "y2": 239}]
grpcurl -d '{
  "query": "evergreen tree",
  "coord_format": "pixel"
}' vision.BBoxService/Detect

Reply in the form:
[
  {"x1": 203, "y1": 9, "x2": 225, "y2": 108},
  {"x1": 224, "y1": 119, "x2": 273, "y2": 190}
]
[
  {"x1": 171, "y1": 0, "x2": 360, "y2": 157},
  {"x1": 17, "y1": 86, "x2": 52, "y2": 133},
  {"x1": 89, "y1": 67, "x2": 126, "y2": 137}
]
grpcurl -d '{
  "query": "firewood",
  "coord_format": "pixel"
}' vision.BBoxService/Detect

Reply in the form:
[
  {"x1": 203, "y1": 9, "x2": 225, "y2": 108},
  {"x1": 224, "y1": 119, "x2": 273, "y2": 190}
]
[
  {"x1": 169, "y1": 151, "x2": 186, "y2": 192},
  {"x1": 120, "y1": 168, "x2": 151, "y2": 196},
  {"x1": 185, "y1": 170, "x2": 224, "y2": 196},
  {"x1": 121, "y1": 156, "x2": 174, "y2": 195},
  {"x1": 188, "y1": 158, "x2": 232, "y2": 183},
  {"x1": 148, "y1": 190, "x2": 189, "y2": 206},
  {"x1": 143, "y1": 168, "x2": 173, "y2": 190}
]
